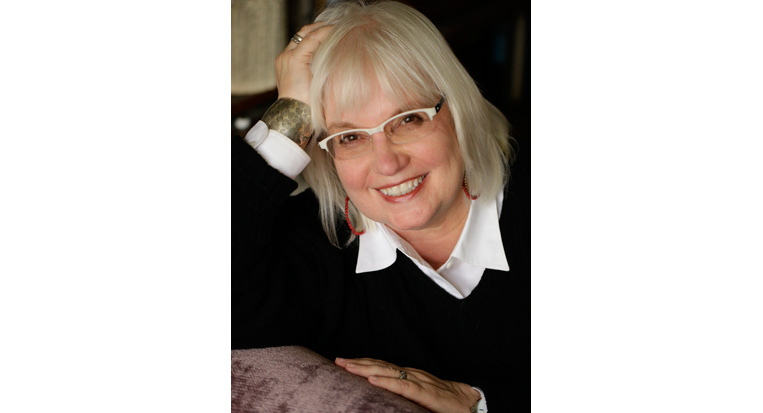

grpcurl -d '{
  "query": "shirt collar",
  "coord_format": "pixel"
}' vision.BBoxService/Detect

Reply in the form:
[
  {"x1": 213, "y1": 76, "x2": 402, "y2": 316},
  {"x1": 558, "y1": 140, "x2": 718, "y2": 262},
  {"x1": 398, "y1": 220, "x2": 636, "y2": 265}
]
[{"x1": 355, "y1": 193, "x2": 509, "y2": 273}]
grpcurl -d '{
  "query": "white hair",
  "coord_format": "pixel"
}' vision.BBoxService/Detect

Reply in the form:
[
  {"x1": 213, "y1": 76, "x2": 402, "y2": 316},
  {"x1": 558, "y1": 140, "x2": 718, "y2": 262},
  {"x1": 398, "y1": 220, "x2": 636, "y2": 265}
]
[{"x1": 301, "y1": 0, "x2": 514, "y2": 247}]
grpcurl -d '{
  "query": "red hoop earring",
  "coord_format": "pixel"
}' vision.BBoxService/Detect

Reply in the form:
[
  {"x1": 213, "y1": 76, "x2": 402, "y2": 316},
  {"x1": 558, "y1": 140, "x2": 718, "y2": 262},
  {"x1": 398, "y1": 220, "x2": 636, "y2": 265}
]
[
  {"x1": 345, "y1": 196, "x2": 365, "y2": 236},
  {"x1": 462, "y1": 174, "x2": 479, "y2": 200}
]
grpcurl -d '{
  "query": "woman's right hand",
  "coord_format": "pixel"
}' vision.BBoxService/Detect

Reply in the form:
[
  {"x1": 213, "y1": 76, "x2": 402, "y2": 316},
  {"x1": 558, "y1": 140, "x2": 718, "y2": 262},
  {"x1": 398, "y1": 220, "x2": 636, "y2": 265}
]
[{"x1": 275, "y1": 23, "x2": 334, "y2": 105}]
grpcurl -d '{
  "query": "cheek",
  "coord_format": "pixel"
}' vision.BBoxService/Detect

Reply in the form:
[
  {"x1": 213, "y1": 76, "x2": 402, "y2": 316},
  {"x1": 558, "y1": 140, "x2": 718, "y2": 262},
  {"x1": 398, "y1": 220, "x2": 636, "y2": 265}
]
[
  {"x1": 335, "y1": 163, "x2": 367, "y2": 194},
  {"x1": 429, "y1": 118, "x2": 462, "y2": 163},
  {"x1": 431, "y1": 134, "x2": 464, "y2": 170}
]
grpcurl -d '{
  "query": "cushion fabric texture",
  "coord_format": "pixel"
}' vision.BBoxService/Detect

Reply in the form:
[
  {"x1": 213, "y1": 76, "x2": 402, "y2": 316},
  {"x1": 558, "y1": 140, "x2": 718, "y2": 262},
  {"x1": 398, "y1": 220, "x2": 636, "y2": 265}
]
[{"x1": 232, "y1": 346, "x2": 429, "y2": 412}]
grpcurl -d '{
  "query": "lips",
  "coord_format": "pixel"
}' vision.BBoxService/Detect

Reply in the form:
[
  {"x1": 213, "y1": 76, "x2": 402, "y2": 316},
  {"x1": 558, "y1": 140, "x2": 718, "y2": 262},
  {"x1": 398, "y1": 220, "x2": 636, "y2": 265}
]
[{"x1": 377, "y1": 175, "x2": 426, "y2": 197}]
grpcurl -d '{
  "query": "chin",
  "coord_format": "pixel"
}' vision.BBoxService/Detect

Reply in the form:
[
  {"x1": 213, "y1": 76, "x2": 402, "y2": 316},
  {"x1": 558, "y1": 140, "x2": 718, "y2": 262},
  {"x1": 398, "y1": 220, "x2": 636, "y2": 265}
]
[{"x1": 384, "y1": 210, "x2": 433, "y2": 232}]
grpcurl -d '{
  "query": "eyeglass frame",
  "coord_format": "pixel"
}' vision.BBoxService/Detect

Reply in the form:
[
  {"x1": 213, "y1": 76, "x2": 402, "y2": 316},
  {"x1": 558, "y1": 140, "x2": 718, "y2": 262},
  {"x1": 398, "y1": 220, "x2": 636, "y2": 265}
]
[{"x1": 317, "y1": 96, "x2": 446, "y2": 159}]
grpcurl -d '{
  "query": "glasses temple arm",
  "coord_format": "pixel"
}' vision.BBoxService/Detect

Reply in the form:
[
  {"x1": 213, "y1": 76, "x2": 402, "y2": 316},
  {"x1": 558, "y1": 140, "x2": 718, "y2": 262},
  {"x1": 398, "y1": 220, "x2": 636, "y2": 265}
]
[{"x1": 434, "y1": 96, "x2": 445, "y2": 113}]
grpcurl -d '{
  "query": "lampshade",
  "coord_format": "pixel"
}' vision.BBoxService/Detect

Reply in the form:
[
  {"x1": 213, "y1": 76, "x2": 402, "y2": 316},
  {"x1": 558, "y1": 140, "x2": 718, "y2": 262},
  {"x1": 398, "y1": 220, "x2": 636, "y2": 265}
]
[{"x1": 231, "y1": 0, "x2": 287, "y2": 95}]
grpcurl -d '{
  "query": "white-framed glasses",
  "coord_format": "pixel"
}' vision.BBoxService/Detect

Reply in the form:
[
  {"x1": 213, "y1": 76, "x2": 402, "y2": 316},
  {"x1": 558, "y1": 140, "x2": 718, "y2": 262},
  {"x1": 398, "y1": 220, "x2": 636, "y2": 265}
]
[{"x1": 318, "y1": 96, "x2": 445, "y2": 160}]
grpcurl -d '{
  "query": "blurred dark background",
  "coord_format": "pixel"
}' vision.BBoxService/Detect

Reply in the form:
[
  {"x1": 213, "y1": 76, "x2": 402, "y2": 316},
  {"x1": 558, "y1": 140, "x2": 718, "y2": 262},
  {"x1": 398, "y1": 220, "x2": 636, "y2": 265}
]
[{"x1": 232, "y1": 0, "x2": 530, "y2": 160}]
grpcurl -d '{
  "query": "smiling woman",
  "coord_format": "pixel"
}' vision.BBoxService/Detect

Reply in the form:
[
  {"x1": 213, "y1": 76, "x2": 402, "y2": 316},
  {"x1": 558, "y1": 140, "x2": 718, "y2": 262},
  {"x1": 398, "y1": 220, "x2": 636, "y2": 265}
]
[
  {"x1": 325, "y1": 89, "x2": 468, "y2": 262},
  {"x1": 232, "y1": 1, "x2": 528, "y2": 412},
  {"x1": 304, "y1": 1, "x2": 512, "y2": 249}
]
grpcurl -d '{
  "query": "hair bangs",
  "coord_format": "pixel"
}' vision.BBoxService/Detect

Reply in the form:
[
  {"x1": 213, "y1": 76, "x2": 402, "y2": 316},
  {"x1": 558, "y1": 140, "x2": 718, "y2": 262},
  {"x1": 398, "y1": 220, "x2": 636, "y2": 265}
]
[
  {"x1": 367, "y1": 25, "x2": 441, "y2": 110},
  {"x1": 317, "y1": 24, "x2": 440, "y2": 133},
  {"x1": 319, "y1": 39, "x2": 377, "y2": 132}
]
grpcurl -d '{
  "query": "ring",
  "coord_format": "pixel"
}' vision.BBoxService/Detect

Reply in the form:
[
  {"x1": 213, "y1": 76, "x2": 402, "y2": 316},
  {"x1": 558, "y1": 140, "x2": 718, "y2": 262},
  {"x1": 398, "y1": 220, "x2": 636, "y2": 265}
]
[
  {"x1": 398, "y1": 370, "x2": 407, "y2": 380},
  {"x1": 291, "y1": 33, "x2": 303, "y2": 45}
]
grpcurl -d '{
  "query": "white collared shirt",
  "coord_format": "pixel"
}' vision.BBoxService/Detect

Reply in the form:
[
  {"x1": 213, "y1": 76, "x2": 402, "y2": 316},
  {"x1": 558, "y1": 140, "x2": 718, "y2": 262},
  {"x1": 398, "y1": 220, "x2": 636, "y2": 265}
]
[
  {"x1": 245, "y1": 121, "x2": 510, "y2": 299},
  {"x1": 356, "y1": 191, "x2": 509, "y2": 299}
]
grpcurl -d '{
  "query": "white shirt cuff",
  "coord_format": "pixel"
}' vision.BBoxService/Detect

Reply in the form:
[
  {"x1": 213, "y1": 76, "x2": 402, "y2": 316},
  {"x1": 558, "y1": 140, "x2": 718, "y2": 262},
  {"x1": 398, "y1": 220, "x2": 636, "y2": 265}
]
[
  {"x1": 244, "y1": 120, "x2": 311, "y2": 180},
  {"x1": 472, "y1": 387, "x2": 487, "y2": 412}
]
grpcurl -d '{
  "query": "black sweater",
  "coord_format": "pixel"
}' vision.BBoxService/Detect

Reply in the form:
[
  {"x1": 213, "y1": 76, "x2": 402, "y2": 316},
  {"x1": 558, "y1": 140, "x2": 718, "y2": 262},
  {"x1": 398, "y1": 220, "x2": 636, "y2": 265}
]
[{"x1": 232, "y1": 136, "x2": 529, "y2": 412}]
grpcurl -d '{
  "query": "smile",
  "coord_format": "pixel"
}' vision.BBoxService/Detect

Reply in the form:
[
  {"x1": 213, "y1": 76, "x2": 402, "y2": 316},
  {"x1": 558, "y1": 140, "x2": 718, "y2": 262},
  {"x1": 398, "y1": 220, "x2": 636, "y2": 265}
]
[{"x1": 378, "y1": 175, "x2": 426, "y2": 197}]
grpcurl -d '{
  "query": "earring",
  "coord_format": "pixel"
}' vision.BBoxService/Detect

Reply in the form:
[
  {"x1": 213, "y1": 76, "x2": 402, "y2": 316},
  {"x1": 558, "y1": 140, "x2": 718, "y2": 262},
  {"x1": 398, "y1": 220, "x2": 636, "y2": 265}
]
[
  {"x1": 345, "y1": 196, "x2": 365, "y2": 236},
  {"x1": 462, "y1": 174, "x2": 479, "y2": 200}
]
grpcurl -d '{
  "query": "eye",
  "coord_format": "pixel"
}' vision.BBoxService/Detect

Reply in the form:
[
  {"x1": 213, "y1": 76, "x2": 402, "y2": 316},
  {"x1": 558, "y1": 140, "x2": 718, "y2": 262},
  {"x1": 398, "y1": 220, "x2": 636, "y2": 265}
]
[
  {"x1": 338, "y1": 134, "x2": 361, "y2": 144},
  {"x1": 401, "y1": 114, "x2": 425, "y2": 125}
]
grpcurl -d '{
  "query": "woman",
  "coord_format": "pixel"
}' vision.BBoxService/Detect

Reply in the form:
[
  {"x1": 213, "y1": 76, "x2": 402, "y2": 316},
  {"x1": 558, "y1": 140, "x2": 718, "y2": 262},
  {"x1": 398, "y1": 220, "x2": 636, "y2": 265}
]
[{"x1": 232, "y1": 1, "x2": 529, "y2": 411}]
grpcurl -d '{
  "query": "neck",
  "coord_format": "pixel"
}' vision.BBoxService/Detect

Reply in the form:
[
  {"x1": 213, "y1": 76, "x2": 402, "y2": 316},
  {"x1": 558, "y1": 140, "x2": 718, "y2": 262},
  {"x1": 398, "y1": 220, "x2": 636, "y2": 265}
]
[{"x1": 392, "y1": 197, "x2": 470, "y2": 270}]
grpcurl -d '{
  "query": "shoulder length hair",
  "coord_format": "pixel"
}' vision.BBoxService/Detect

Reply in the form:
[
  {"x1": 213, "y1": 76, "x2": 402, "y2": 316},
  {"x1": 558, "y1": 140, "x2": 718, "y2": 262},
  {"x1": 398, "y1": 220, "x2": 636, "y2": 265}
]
[{"x1": 302, "y1": 0, "x2": 514, "y2": 247}]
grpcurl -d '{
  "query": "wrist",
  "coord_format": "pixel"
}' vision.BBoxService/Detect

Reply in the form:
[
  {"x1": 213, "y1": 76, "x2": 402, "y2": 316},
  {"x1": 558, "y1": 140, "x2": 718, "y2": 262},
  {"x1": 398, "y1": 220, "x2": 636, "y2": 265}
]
[{"x1": 261, "y1": 98, "x2": 312, "y2": 148}]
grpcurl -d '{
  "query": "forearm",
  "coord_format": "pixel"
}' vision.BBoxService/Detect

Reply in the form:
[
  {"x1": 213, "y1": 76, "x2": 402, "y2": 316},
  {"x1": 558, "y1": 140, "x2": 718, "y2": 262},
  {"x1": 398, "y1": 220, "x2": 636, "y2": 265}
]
[
  {"x1": 231, "y1": 135, "x2": 315, "y2": 348},
  {"x1": 232, "y1": 132, "x2": 348, "y2": 350}
]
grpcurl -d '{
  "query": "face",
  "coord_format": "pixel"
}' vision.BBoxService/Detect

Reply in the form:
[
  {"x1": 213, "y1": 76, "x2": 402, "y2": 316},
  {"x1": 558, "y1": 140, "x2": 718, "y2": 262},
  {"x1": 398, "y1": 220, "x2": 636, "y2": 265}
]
[{"x1": 324, "y1": 88, "x2": 469, "y2": 235}]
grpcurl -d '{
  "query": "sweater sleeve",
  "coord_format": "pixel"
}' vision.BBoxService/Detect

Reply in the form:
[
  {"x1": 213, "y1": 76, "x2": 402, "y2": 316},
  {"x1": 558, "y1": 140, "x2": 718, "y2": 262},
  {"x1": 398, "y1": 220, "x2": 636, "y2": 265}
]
[{"x1": 231, "y1": 135, "x2": 348, "y2": 350}]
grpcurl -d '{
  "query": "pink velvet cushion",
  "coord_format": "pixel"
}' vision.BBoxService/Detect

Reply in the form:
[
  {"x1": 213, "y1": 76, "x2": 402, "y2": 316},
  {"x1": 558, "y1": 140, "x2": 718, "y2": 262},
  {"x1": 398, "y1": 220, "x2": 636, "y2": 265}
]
[{"x1": 232, "y1": 346, "x2": 429, "y2": 412}]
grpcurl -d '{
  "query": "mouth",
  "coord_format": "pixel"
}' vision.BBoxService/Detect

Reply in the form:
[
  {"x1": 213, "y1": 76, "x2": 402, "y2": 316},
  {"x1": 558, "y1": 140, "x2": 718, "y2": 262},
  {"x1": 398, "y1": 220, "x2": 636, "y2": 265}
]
[{"x1": 377, "y1": 174, "x2": 426, "y2": 197}]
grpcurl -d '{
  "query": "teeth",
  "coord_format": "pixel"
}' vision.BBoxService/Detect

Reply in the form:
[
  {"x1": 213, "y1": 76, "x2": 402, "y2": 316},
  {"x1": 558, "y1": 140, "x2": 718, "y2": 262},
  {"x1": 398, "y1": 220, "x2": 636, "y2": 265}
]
[{"x1": 379, "y1": 175, "x2": 425, "y2": 197}]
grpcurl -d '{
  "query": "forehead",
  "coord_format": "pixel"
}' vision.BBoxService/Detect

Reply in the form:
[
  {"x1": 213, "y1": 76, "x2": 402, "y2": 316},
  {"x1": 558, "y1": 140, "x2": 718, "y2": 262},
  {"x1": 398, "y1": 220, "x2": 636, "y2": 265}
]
[
  {"x1": 323, "y1": 83, "x2": 427, "y2": 129},
  {"x1": 325, "y1": 91, "x2": 395, "y2": 126}
]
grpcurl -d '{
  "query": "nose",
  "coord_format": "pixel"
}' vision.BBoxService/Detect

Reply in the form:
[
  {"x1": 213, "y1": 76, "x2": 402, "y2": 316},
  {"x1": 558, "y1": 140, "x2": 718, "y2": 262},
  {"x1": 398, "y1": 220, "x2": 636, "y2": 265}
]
[{"x1": 370, "y1": 131, "x2": 409, "y2": 176}]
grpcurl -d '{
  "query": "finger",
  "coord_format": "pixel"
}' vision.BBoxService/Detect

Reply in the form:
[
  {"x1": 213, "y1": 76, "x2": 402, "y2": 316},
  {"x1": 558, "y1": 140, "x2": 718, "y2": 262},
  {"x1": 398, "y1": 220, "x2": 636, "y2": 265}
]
[
  {"x1": 282, "y1": 24, "x2": 334, "y2": 67},
  {"x1": 337, "y1": 358, "x2": 408, "y2": 379},
  {"x1": 285, "y1": 35, "x2": 301, "y2": 51},
  {"x1": 340, "y1": 357, "x2": 387, "y2": 365},
  {"x1": 338, "y1": 359, "x2": 437, "y2": 386},
  {"x1": 303, "y1": 23, "x2": 334, "y2": 41},
  {"x1": 342, "y1": 358, "x2": 403, "y2": 372},
  {"x1": 335, "y1": 357, "x2": 385, "y2": 368},
  {"x1": 285, "y1": 22, "x2": 333, "y2": 51},
  {"x1": 344, "y1": 361, "x2": 406, "y2": 380},
  {"x1": 299, "y1": 21, "x2": 329, "y2": 37},
  {"x1": 288, "y1": 24, "x2": 333, "y2": 55},
  {"x1": 285, "y1": 22, "x2": 321, "y2": 49}
]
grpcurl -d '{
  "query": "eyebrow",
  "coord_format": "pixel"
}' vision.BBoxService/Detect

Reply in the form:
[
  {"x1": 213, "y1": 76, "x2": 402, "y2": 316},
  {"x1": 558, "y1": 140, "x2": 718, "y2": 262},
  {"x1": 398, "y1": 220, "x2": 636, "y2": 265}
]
[{"x1": 326, "y1": 121, "x2": 364, "y2": 132}]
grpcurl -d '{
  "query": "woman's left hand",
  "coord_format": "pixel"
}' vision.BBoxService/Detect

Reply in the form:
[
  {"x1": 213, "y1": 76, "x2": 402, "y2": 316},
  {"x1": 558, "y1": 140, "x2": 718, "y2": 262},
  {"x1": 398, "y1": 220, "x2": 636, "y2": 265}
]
[{"x1": 335, "y1": 357, "x2": 481, "y2": 413}]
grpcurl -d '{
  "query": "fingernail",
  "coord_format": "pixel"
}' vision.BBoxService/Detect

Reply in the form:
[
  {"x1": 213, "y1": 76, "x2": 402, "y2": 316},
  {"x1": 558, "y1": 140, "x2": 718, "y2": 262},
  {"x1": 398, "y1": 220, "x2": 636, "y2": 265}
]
[
  {"x1": 369, "y1": 376, "x2": 378, "y2": 382},
  {"x1": 347, "y1": 362, "x2": 356, "y2": 368},
  {"x1": 336, "y1": 357, "x2": 345, "y2": 363}
]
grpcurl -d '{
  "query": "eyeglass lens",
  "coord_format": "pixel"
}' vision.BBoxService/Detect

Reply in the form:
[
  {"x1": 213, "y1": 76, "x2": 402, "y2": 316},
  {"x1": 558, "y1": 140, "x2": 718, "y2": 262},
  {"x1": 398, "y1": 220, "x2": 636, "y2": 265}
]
[{"x1": 328, "y1": 111, "x2": 435, "y2": 160}]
